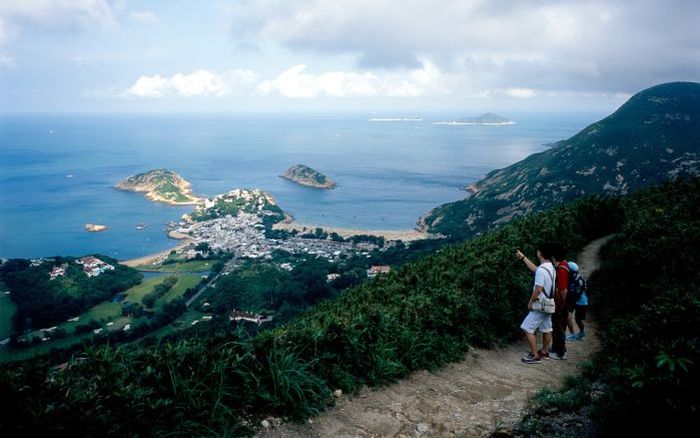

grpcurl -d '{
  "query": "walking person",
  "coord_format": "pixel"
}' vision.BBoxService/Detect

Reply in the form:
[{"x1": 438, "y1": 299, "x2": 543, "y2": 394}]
[
  {"x1": 566, "y1": 261, "x2": 589, "y2": 341},
  {"x1": 516, "y1": 243, "x2": 556, "y2": 364},
  {"x1": 549, "y1": 243, "x2": 570, "y2": 360}
]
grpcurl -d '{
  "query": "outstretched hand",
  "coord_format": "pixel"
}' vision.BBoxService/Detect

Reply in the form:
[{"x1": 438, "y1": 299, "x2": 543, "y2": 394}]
[{"x1": 516, "y1": 249, "x2": 525, "y2": 261}]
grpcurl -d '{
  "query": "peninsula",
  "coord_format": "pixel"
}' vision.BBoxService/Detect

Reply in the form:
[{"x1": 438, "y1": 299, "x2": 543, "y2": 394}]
[
  {"x1": 280, "y1": 164, "x2": 337, "y2": 189},
  {"x1": 434, "y1": 112, "x2": 515, "y2": 125},
  {"x1": 190, "y1": 188, "x2": 285, "y2": 224},
  {"x1": 116, "y1": 169, "x2": 203, "y2": 205}
]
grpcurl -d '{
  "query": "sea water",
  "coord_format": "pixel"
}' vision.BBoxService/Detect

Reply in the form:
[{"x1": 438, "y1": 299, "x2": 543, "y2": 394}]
[{"x1": 0, "y1": 111, "x2": 602, "y2": 259}]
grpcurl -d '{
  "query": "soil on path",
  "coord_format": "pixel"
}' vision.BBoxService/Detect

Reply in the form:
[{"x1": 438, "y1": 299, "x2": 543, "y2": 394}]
[{"x1": 259, "y1": 236, "x2": 612, "y2": 438}]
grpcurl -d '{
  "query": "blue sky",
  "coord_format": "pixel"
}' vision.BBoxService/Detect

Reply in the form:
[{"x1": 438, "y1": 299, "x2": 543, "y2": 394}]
[{"x1": 1, "y1": 0, "x2": 698, "y2": 113}]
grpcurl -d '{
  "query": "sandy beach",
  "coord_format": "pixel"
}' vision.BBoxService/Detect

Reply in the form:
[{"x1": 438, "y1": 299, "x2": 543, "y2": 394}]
[
  {"x1": 272, "y1": 221, "x2": 434, "y2": 242},
  {"x1": 119, "y1": 238, "x2": 191, "y2": 268}
]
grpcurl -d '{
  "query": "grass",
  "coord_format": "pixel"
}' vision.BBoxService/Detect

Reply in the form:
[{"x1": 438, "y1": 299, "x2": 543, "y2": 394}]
[
  {"x1": 138, "y1": 260, "x2": 213, "y2": 273},
  {"x1": 0, "y1": 293, "x2": 17, "y2": 339},
  {"x1": 159, "y1": 274, "x2": 200, "y2": 304},
  {"x1": 0, "y1": 274, "x2": 201, "y2": 362},
  {"x1": 127, "y1": 276, "x2": 171, "y2": 304}
]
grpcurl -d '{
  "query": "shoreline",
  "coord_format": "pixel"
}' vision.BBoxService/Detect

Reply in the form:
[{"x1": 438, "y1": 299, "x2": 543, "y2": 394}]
[
  {"x1": 272, "y1": 221, "x2": 434, "y2": 242},
  {"x1": 119, "y1": 237, "x2": 191, "y2": 268}
]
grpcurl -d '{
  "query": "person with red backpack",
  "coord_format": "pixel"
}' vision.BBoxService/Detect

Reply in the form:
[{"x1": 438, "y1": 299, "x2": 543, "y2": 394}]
[{"x1": 549, "y1": 242, "x2": 569, "y2": 360}]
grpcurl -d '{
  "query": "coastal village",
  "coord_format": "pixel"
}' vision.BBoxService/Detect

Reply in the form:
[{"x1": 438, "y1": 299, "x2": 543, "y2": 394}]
[{"x1": 175, "y1": 212, "x2": 357, "y2": 262}]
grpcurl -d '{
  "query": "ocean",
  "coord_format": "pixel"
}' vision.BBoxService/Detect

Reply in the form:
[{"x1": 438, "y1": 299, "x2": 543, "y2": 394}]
[{"x1": 0, "y1": 111, "x2": 601, "y2": 260}]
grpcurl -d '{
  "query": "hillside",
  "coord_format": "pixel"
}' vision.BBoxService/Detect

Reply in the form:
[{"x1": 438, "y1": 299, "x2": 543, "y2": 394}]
[
  {"x1": 280, "y1": 164, "x2": 337, "y2": 189},
  {"x1": 423, "y1": 82, "x2": 700, "y2": 237},
  {"x1": 2, "y1": 178, "x2": 699, "y2": 435},
  {"x1": 116, "y1": 169, "x2": 202, "y2": 205}
]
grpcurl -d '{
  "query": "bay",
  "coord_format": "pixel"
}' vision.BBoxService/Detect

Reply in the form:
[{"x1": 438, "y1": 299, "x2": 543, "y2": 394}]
[{"x1": 0, "y1": 111, "x2": 601, "y2": 259}]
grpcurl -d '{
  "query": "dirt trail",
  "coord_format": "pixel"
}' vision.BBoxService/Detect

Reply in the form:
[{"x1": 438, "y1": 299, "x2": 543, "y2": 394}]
[{"x1": 259, "y1": 236, "x2": 612, "y2": 438}]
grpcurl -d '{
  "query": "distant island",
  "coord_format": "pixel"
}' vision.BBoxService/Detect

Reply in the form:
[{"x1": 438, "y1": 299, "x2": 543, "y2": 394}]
[
  {"x1": 84, "y1": 223, "x2": 107, "y2": 232},
  {"x1": 369, "y1": 116, "x2": 423, "y2": 122},
  {"x1": 433, "y1": 112, "x2": 515, "y2": 125},
  {"x1": 116, "y1": 169, "x2": 203, "y2": 205},
  {"x1": 280, "y1": 164, "x2": 337, "y2": 189}
]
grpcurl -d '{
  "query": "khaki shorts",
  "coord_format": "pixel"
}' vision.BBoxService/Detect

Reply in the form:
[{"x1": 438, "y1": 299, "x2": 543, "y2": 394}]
[{"x1": 520, "y1": 310, "x2": 553, "y2": 334}]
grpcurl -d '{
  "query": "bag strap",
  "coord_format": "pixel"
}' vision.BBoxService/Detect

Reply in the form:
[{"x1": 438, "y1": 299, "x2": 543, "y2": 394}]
[{"x1": 541, "y1": 265, "x2": 555, "y2": 299}]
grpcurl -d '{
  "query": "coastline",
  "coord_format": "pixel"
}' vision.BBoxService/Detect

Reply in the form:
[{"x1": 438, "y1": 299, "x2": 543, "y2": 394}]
[
  {"x1": 272, "y1": 221, "x2": 433, "y2": 242},
  {"x1": 119, "y1": 237, "x2": 191, "y2": 268}
]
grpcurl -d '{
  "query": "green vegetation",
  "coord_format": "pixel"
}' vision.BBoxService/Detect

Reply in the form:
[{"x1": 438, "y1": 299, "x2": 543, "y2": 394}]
[
  {"x1": 116, "y1": 168, "x2": 200, "y2": 204},
  {"x1": 138, "y1": 259, "x2": 213, "y2": 272},
  {"x1": 425, "y1": 82, "x2": 700, "y2": 237},
  {"x1": 1, "y1": 179, "x2": 698, "y2": 435},
  {"x1": 190, "y1": 189, "x2": 285, "y2": 224},
  {"x1": 0, "y1": 274, "x2": 200, "y2": 362},
  {"x1": 0, "y1": 292, "x2": 17, "y2": 339},
  {"x1": 0, "y1": 177, "x2": 625, "y2": 434},
  {"x1": 0, "y1": 255, "x2": 142, "y2": 333},
  {"x1": 518, "y1": 178, "x2": 700, "y2": 436},
  {"x1": 281, "y1": 164, "x2": 336, "y2": 189},
  {"x1": 160, "y1": 275, "x2": 201, "y2": 303}
]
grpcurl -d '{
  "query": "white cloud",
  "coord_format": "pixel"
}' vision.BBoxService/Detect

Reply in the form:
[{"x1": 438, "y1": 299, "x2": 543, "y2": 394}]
[
  {"x1": 0, "y1": 0, "x2": 117, "y2": 67},
  {"x1": 129, "y1": 10, "x2": 159, "y2": 25},
  {"x1": 504, "y1": 88, "x2": 537, "y2": 99},
  {"x1": 124, "y1": 69, "x2": 258, "y2": 98},
  {"x1": 0, "y1": 17, "x2": 16, "y2": 67},
  {"x1": 71, "y1": 55, "x2": 92, "y2": 66},
  {"x1": 258, "y1": 61, "x2": 445, "y2": 98},
  {"x1": 226, "y1": 0, "x2": 700, "y2": 94},
  {"x1": 1, "y1": 0, "x2": 117, "y2": 30}
]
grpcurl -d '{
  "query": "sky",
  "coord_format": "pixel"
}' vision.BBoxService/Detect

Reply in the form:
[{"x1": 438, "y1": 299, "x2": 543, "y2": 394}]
[{"x1": 0, "y1": 0, "x2": 698, "y2": 113}]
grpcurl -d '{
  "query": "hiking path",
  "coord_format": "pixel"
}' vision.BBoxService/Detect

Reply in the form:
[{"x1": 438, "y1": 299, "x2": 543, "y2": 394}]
[{"x1": 258, "y1": 236, "x2": 612, "y2": 438}]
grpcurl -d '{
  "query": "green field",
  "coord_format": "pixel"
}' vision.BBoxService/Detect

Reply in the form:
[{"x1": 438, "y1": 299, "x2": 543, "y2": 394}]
[
  {"x1": 160, "y1": 274, "x2": 201, "y2": 303},
  {"x1": 0, "y1": 293, "x2": 17, "y2": 339},
  {"x1": 138, "y1": 259, "x2": 213, "y2": 273},
  {"x1": 0, "y1": 274, "x2": 201, "y2": 362}
]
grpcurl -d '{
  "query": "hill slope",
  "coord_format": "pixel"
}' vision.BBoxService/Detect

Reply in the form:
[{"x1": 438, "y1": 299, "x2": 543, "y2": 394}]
[
  {"x1": 423, "y1": 82, "x2": 700, "y2": 236},
  {"x1": 116, "y1": 169, "x2": 202, "y2": 205}
]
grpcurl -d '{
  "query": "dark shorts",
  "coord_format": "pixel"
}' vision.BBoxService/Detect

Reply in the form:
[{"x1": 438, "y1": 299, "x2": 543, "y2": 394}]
[{"x1": 573, "y1": 304, "x2": 588, "y2": 320}]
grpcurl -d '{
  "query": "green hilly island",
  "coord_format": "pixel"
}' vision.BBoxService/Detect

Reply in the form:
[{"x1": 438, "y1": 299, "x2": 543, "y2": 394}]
[
  {"x1": 455, "y1": 112, "x2": 513, "y2": 124},
  {"x1": 281, "y1": 164, "x2": 337, "y2": 189},
  {"x1": 423, "y1": 82, "x2": 700, "y2": 237},
  {"x1": 116, "y1": 169, "x2": 202, "y2": 205}
]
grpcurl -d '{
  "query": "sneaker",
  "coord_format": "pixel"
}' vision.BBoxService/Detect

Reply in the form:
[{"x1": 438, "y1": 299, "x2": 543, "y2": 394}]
[
  {"x1": 577, "y1": 332, "x2": 586, "y2": 340},
  {"x1": 522, "y1": 353, "x2": 541, "y2": 364},
  {"x1": 566, "y1": 333, "x2": 578, "y2": 341},
  {"x1": 550, "y1": 352, "x2": 566, "y2": 360},
  {"x1": 537, "y1": 349, "x2": 550, "y2": 359}
]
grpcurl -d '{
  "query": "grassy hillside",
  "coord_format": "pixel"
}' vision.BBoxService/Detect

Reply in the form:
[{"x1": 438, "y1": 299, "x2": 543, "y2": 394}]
[
  {"x1": 424, "y1": 82, "x2": 700, "y2": 237},
  {"x1": 0, "y1": 188, "x2": 624, "y2": 434},
  {"x1": 116, "y1": 168, "x2": 200, "y2": 204},
  {"x1": 518, "y1": 178, "x2": 700, "y2": 436}
]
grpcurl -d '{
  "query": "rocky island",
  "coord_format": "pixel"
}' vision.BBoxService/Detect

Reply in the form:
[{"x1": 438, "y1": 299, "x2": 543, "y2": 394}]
[
  {"x1": 280, "y1": 164, "x2": 337, "y2": 189},
  {"x1": 435, "y1": 112, "x2": 515, "y2": 125},
  {"x1": 116, "y1": 169, "x2": 203, "y2": 205},
  {"x1": 84, "y1": 223, "x2": 108, "y2": 232}
]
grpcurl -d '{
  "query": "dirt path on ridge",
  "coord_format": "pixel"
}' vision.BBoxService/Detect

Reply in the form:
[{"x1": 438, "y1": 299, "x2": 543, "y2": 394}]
[{"x1": 259, "y1": 236, "x2": 613, "y2": 438}]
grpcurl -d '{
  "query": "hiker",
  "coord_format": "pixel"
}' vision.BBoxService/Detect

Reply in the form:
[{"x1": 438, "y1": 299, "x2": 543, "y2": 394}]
[
  {"x1": 566, "y1": 261, "x2": 588, "y2": 341},
  {"x1": 549, "y1": 242, "x2": 570, "y2": 360},
  {"x1": 516, "y1": 243, "x2": 555, "y2": 364}
]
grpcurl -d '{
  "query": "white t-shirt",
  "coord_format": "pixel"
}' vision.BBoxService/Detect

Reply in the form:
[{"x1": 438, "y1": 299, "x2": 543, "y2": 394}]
[{"x1": 534, "y1": 262, "x2": 555, "y2": 299}]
